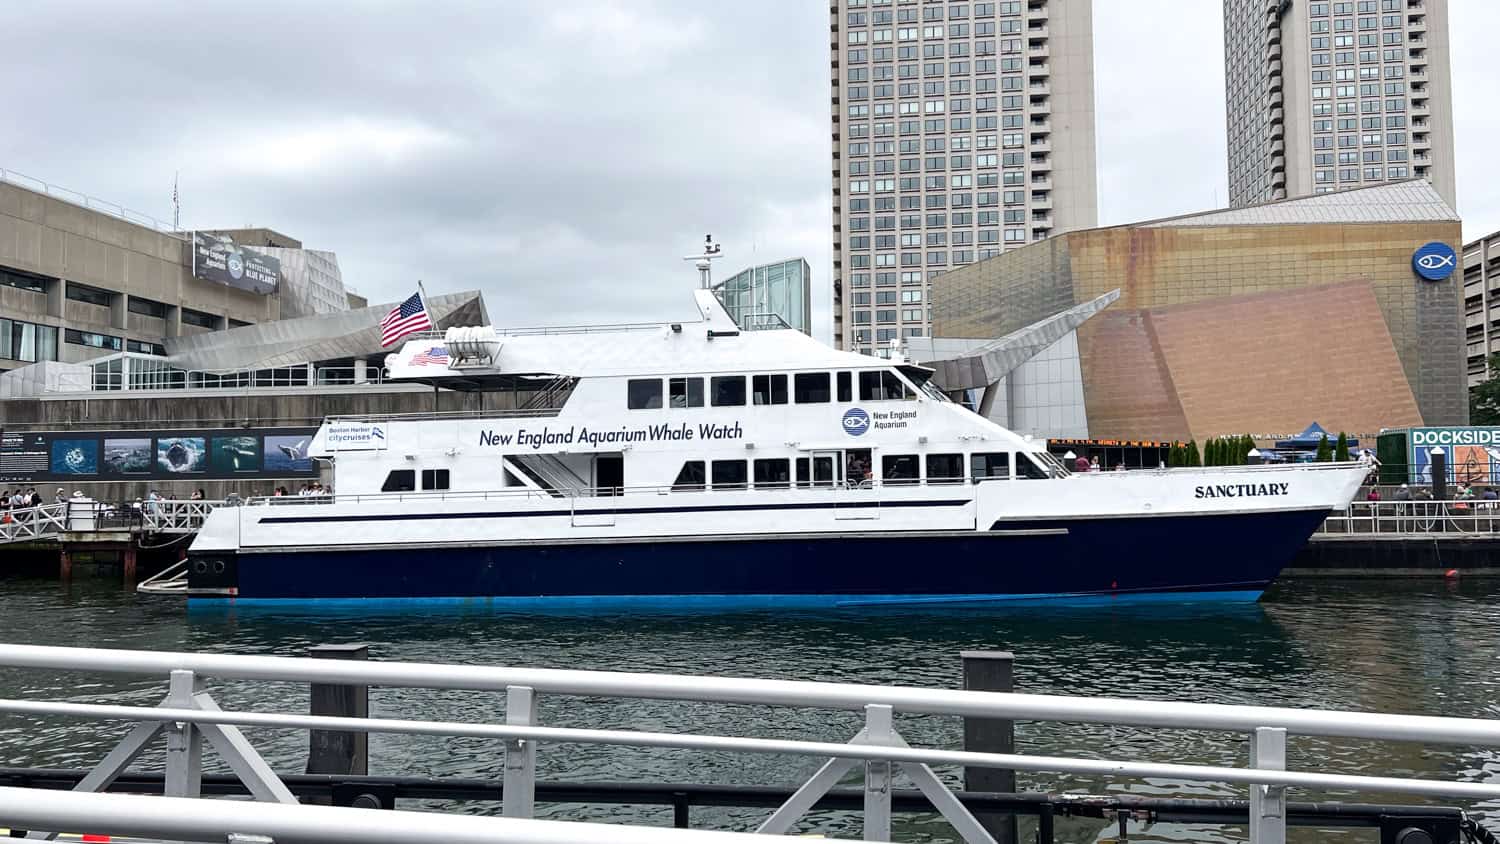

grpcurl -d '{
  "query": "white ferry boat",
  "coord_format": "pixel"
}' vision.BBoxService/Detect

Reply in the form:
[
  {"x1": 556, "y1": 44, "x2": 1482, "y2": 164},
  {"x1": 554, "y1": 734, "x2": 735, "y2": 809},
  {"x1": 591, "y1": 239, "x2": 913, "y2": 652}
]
[{"x1": 185, "y1": 252, "x2": 1366, "y2": 607}]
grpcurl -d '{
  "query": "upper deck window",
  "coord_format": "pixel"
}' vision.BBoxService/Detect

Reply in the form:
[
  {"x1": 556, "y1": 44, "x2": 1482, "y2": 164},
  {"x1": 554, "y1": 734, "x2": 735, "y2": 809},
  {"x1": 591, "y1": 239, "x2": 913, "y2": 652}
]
[
  {"x1": 837, "y1": 371, "x2": 853, "y2": 402},
  {"x1": 971, "y1": 452, "x2": 1010, "y2": 481},
  {"x1": 711, "y1": 460, "x2": 748, "y2": 489},
  {"x1": 421, "y1": 469, "x2": 450, "y2": 490},
  {"x1": 627, "y1": 378, "x2": 663, "y2": 409},
  {"x1": 858, "y1": 370, "x2": 911, "y2": 401},
  {"x1": 752, "y1": 374, "x2": 789, "y2": 405},
  {"x1": 711, "y1": 376, "x2": 746, "y2": 406},
  {"x1": 794, "y1": 372, "x2": 832, "y2": 404},
  {"x1": 381, "y1": 470, "x2": 416, "y2": 492},
  {"x1": 669, "y1": 377, "x2": 704, "y2": 408}
]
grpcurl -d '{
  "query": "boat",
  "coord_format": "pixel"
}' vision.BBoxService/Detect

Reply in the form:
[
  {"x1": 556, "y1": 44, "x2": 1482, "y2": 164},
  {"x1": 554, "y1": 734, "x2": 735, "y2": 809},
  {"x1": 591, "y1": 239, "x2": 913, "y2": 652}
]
[{"x1": 182, "y1": 244, "x2": 1367, "y2": 606}]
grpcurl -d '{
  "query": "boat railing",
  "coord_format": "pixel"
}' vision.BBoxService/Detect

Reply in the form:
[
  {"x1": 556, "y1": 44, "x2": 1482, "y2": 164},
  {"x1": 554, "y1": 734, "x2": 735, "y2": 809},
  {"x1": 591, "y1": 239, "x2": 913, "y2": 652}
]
[
  {"x1": 402, "y1": 320, "x2": 670, "y2": 342},
  {"x1": 0, "y1": 642, "x2": 1498, "y2": 844},
  {"x1": 325, "y1": 407, "x2": 564, "y2": 424}
]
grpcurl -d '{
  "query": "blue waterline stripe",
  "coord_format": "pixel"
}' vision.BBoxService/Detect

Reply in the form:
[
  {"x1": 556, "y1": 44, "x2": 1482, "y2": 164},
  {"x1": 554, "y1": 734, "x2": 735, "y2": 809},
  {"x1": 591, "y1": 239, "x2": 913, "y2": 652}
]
[
  {"x1": 257, "y1": 498, "x2": 967, "y2": 525},
  {"x1": 188, "y1": 589, "x2": 1265, "y2": 611}
]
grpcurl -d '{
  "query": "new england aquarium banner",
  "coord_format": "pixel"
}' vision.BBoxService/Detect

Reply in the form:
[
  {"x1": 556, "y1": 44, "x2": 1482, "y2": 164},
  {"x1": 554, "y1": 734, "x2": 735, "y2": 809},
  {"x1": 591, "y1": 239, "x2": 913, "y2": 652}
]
[
  {"x1": 190, "y1": 232, "x2": 279, "y2": 295},
  {"x1": 0, "y1": 427, "x2": 318, "y2": 484},
  {"x1": 1408, "y1": 427, "x2": 1500, "y2": 486}
]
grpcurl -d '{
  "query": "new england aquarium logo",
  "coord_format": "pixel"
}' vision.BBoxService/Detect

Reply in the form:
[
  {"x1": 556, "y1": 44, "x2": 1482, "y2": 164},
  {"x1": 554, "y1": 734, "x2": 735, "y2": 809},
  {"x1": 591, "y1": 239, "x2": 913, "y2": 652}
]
[
  {"x1": 226, "y1": 251, "x2": 245, "y2": 280},
  {"x1": 842, "y1": 407, "x2": 871, "y2": 436},
  {"x1": 1412, "y1": 241, "x2": 1457, "y2": 281}
]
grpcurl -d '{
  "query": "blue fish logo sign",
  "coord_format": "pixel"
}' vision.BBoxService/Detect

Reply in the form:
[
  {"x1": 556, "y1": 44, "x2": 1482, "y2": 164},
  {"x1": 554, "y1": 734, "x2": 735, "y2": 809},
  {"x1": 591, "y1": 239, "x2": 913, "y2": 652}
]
[
  {"x1": 842, "y1": 407, "x2": 870, "y2": 436},
  {"x1": 1412, "y1": 241, "x2": 1457, "y2": 281}
]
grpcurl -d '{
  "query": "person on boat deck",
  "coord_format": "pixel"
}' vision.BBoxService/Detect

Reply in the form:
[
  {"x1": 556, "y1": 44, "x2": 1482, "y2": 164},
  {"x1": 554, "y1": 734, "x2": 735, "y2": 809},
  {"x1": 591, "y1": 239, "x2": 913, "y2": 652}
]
[
  {"x1": 1090, "y1": 456, "x2": 1101, "y2": 472},
  {"x1": 1073, "y1": 455, "x2": 1089, "y2": 473}
]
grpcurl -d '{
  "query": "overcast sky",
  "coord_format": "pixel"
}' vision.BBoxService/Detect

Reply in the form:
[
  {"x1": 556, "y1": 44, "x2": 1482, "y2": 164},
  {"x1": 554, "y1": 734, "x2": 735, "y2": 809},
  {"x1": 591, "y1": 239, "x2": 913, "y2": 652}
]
[{"x1": 2, "y1": 1, "x2": 1495, "y2": 341}]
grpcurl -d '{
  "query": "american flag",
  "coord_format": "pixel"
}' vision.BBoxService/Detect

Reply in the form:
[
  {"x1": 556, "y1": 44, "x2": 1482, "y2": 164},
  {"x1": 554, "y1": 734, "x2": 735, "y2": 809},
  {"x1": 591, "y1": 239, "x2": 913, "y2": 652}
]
[
  {"x1": 380, "y1": 291, "x2": 432, "y2": 347},
  {"x1": 410, "y1": 346, "x2": 449, "y2": 367}
]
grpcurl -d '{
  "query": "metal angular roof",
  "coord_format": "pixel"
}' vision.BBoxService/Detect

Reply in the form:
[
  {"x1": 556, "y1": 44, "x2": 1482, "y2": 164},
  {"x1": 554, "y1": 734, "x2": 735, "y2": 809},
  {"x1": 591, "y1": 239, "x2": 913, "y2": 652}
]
[
  {"x1": 904, "y1": 289, "x2": 1120, "y2": 390},
  {"x1": 1138, "y1": 180, "x2": 1459, "y2": 228},
  {"x1": 162, "y1": 290, "x2": 488, "y2": 373}
]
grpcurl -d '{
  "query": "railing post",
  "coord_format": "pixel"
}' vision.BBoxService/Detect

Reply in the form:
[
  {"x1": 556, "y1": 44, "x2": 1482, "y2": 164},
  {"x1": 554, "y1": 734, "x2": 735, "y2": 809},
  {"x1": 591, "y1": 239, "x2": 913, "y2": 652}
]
[
  {"x1": 306, "y1": 644, "x2": 369, "y2": 778},
  {"x1": 164, "y1": 670, "x2": 203, "y2": 799},
  {"x1": 503, "y1": 685, "x2": 538, "y2": 819},
  {"x1": 1249, "y1": 727, "x2": 1287, "y2": 844},
  {"x1": 962, "y1": 651, "x2": 1018, "y2": 844},
  {"x1": 863, "y1": 704, "x2": 893, "y2": 842}
]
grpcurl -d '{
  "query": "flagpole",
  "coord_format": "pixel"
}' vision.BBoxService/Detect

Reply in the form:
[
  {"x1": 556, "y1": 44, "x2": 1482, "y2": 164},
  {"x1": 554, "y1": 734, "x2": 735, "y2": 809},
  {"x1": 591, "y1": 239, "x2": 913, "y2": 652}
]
[{"x1": 416, "y1": 279, "x2": 431, "y2": 316}]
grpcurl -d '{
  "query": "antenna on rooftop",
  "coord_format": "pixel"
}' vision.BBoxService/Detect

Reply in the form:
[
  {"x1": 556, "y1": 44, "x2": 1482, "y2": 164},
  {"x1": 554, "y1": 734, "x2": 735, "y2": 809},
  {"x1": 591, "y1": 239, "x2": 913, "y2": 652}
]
[{"x1": 683, "y1": 234, "x2": 723, "y2": 289}]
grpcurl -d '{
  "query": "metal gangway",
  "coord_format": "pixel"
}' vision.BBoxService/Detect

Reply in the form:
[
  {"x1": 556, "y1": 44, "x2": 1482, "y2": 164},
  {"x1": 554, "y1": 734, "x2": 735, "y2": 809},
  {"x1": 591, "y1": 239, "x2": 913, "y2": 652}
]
[
  {"x1": 0, "y1": 500, "x2": 225, "y2": 546},
  {"x1": 0, "y1": 644, "x2": 1498, "y2": 844},
  {"x1": 1320, "y1": 499, "x2": 1500, "y2": 536}
]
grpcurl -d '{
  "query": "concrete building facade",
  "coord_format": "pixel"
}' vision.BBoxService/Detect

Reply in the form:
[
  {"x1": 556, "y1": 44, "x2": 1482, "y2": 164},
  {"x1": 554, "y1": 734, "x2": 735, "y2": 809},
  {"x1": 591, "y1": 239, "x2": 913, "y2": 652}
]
[
  {"x1": 1462, "y1": 229, "x2": 1500, "y2": 386},
  {"x1": 928, "y1": 181, "x2": 1465, "y2": 442},
  {"x1": 1224, "y1": 0, "x2": 1455, "y2": 208},
  {"x1": 0, "y1": 177, "x2": 355, "y2": 374},
  {"x1": 830, "y1": 0, "x2": 1097, "y2": 354}
]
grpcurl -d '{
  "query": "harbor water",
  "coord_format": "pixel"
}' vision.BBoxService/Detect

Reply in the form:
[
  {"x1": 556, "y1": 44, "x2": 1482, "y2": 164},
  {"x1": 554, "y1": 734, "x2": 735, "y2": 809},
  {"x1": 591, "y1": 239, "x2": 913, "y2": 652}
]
[{"x1": 2, "y1": 573, "x2": 1499, "y2": 843}]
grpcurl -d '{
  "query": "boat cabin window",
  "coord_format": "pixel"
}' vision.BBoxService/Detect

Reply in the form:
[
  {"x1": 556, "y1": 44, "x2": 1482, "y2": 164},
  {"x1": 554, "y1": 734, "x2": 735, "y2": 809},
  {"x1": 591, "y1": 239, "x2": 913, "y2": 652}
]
[
  {"x1": 1018, "y1": 453, "x2": 1051, "y2": 480},
  {"x1": 627, "y1": 378, "x2": 663, "y2": 410},
  {"x1": 794, "y1": 372, "x2": 831, "y2": 404},
  {"x1": 752, "y1": 374, "x2": 788, "y2": 405},
  {"x1": 669, "y1": 377, "x2": 704, "y2": 408},
  {"x1": 882, "y1": 454, "x2": 920, "y2": 485},
  {"x1": 796, "y1": 456, "x2": 839, "y2": 487},
  {"x1": 971, "y1": 452, "x2": 1010, "y2": 482},
  {"x1": 859, "y1": 370, "x2": 911, "y2": 401},
  {"x1": 672, "y1": 460, "x2": 706, "y2": 491},
  {"x1": 926, "y1": 454, "x2": 964, "y2": 484},
  {"x1": 753, "y1": 458, "x2": 791, "y2": 488},
  {"x1": 711, "y1": 459, "x2": 748, "y2": 490},
  {"x1": 837, "y1": 371, "x2": 853, "y2": 402},
  {"x1": 420, "y1": 469, "x2": 450, "y2": 491},
  {"x1": 711, "y1": 375, "x2": 746, "y2": 407},
  {"x1": 381, "y1": 469, "x2": 416, "y2": 492}
]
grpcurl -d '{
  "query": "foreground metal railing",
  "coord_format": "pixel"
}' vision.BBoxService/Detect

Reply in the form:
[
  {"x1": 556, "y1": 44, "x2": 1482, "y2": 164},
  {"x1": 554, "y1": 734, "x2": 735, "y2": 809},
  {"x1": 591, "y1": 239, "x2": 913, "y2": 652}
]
[
  {"x1": 0, "y1": 645, "x2": 1499, "y2": 844},
  {"x1": 0, "y1": 786, "x2": 761, "y2": 844}
]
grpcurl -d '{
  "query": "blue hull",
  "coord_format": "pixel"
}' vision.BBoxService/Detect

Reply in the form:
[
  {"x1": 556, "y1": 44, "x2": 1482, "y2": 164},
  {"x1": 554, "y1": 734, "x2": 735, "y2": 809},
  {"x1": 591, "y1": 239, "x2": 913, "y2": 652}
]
[{"x1": 188, "y1": 509, "x2": 1329, "y2": 606}]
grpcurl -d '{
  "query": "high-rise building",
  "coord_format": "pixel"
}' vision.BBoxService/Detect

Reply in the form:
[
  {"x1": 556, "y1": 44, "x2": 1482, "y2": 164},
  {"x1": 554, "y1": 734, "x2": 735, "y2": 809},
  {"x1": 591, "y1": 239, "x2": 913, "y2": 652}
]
[
  {"x1": 830, "y1": 0, "x2": 1097, "y2": 355},
  {"x1": 1224, "y1": 0, "x2": 1455, "y2": 208}
]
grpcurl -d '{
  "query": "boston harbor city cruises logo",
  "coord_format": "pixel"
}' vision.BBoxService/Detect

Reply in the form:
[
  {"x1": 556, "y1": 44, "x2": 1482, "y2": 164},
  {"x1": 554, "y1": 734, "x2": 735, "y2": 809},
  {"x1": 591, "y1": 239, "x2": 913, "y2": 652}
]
[
  {"x1": 842, "y1": 407, "x2": 870, "y2": 436},
  {"x1": 1412, "y1": 241, "x2": 1457, "y2": 281}
]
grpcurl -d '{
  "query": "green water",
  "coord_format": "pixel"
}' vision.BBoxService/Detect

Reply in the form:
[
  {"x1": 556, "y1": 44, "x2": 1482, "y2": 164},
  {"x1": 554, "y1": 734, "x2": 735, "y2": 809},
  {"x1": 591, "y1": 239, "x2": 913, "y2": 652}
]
[{"x1": 1, "y1": 574, "x2": 1499, "y2": 842}]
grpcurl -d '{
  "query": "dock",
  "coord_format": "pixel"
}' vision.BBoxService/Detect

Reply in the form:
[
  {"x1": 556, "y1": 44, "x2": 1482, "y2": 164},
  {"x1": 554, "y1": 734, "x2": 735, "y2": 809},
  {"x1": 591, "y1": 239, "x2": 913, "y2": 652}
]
[{"x1": 0, "y1": 500, "x2": 215, "y2": 583}]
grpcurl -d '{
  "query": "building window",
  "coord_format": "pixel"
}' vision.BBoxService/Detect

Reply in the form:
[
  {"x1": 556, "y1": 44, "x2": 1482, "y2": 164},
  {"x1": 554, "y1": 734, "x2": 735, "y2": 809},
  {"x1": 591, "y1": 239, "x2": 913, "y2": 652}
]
[
  {"x1": 126, "y1": 339, "x2": 166, "y2": 356},
  {"x1": 64, "y1": 328, "x2": 122, "y2": 351},
  {"x1": 65, "y1": 282, "x2": 113, "y2": 307},
  {"x1": 0, "y1": 266, "x2": 50, "y2": 293},
  {"x1": 180, "y1": 308, "x2": 220, "y2": 329},
  {"x1": 0, "y1": 318, "x2": 59, "y2": 363},
  {"x1": 127, "y1": 297, "x2": 168, "y2": 318}
]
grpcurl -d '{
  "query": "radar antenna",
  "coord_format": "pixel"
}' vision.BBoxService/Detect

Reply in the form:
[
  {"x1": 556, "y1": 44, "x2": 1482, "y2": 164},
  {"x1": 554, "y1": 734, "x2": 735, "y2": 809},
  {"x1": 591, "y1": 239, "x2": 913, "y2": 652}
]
[{"x1": 683, "y1": 234, "x2": 723, "y2": 289}]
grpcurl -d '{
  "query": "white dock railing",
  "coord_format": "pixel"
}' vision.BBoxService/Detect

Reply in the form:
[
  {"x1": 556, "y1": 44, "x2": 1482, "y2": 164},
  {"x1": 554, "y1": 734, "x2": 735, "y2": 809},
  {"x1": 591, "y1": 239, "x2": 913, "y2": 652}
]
[{"x1": 0, "y1": 645, "x2": 1498, "y2": 844}]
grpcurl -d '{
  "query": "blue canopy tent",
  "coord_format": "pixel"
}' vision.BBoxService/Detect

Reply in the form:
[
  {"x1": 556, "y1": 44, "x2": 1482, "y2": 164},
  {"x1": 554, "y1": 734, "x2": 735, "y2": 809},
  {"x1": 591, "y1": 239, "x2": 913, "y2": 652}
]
[{"x1": 1275, "y1": 422, "x2": 1358, "y2": 450}]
